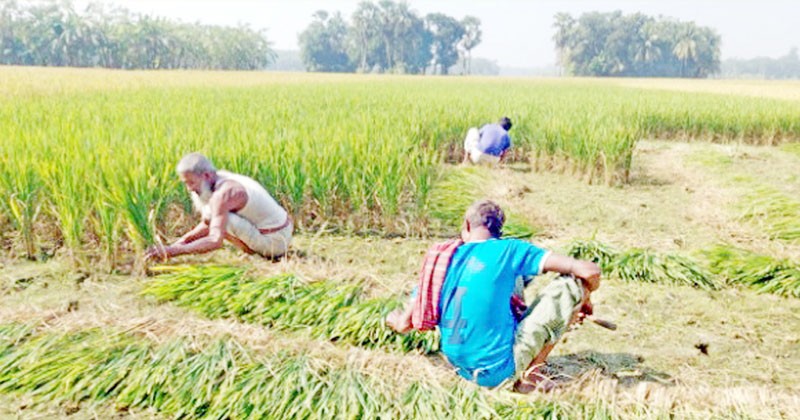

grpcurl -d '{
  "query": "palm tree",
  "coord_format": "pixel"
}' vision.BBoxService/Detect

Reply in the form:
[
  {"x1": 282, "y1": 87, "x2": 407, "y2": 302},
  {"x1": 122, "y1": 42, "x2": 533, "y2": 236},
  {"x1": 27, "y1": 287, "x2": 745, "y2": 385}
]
[
  {"x1": 673, "y1": 26, "x2": 698, "y2": 77},
  {"x1": 632, "y1": 24, "x2": 662, "y2": 76}
]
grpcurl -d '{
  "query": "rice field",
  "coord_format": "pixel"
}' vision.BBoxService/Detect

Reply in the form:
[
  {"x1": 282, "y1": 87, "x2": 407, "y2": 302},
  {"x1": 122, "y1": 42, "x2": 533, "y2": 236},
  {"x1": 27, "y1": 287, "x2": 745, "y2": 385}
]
[
  {"x1": 2, "y1": 67, "x2": 800, "y2": 265},
  {"x1": 1, "y1": 66, "x2": 800, "y2": 418}
]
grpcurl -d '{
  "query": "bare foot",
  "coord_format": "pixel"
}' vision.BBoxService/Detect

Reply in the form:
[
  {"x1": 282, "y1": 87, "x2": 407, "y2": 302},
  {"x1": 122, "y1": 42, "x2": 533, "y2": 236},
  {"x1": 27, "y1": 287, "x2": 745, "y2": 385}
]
[{"x1": 513, "y1": 367, "x2": 557, "y2": 394}]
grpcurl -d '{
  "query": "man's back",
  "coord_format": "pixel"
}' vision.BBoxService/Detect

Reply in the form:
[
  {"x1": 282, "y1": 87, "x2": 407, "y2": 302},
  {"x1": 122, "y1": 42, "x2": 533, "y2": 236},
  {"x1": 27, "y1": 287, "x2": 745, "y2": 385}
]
[
  {"x1": 438, "y1": 239, "x2": 548, "y2": 387},
  {"x1": 193, "y1": 170, "x2": 287, "y2": 230},
  {"x1": 477, "y1": 123, "x2": 511, "y2": 157}
]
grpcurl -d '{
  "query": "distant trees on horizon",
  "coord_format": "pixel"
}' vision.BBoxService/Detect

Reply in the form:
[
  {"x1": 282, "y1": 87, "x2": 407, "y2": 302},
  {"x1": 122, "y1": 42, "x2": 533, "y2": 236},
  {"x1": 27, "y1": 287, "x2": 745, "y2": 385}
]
[
  {"x1": 0, "y1": 0, "x2": 274, "y2": 70},
  {"x1": 554, "y1": 11, "x2": 722, "y2": 78},
  {"x1": 721, "y1": 48, "x2": 800, "y2": 79},
  {"x1": 4, "y1": 1, "x2": 798, "y2": 80},
  {"x1": 299, "y1": 6, "x2": 725, "y2": 78},
  {"x1": 298, "y1": 0, "x2": 482, "y2": 75}
]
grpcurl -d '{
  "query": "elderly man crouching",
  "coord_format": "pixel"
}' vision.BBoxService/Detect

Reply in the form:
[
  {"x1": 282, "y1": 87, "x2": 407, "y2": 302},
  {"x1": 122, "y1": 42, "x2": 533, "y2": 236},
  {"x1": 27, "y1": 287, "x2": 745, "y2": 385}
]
[{"x1": 145, "y1": 153, "x2": 292, "y2": 261}]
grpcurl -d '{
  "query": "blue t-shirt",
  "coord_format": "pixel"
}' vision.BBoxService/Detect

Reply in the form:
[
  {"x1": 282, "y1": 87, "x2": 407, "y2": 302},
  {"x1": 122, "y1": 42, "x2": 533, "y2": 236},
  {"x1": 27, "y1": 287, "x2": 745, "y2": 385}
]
[
  {"x1": 477, "y1": 123, "x2": 511, "y2": 156},
  {"x1": 438, "y1": 239, "x2": 549, "y2": 387}
]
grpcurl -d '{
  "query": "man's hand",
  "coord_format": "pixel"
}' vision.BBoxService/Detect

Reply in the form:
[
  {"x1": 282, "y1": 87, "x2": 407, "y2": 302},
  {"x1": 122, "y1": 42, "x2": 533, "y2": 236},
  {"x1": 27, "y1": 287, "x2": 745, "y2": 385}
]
[
  {"x1": 543, "y1": 254, "x2": 601, "y2": 292},
  {"x1": 572, "y1": 260, "x2": 601, "y2": 292},
  {"x1": 144, "y1": 244, "x2": 174, "y2": 263},
  {"x1": 386, "y1": 308, "x2": 412, "y2": 333}
]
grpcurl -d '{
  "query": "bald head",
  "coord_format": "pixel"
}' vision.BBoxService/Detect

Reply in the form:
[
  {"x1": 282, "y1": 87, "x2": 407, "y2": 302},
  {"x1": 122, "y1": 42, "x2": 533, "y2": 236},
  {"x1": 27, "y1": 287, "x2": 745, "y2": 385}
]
[{"x1": 176, "y1": 152, "x2": 216, "y2": 175}]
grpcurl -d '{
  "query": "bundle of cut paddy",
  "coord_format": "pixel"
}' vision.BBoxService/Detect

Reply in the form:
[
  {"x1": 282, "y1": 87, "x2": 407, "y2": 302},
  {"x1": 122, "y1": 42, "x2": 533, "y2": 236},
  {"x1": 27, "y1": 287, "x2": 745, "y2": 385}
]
[
  {"x1": 702, "y1": 245, "x2": 800, "y2": 298},
  {"x1": 0, "y1": 323, "x2": 627, "y2": 419},
  {"x1": 143, "y1": 265, "x2": 438, "y2": 353},
  {"x1": 567, "y1": 240, "x2": 717, "y2": 290}
]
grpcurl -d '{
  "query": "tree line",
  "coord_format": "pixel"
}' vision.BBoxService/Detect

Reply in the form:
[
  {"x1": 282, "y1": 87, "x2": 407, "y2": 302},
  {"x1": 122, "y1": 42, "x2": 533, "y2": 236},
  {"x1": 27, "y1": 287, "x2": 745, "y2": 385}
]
[
  {"x1": 721, "y1": 48, "x2": 800, "y2": 79},
  {"x1": 0, "y1": 0, "x2": 274, "y2": 70},
  {"x1": 0, "y1": 1, "x2": 737, "y2": 79},
  {"x1": 554, "y1": 11, "x2": 721, "y2": 78},
  {"x1": 298, "y1": 1, "x2": 481, "y2": 75}
]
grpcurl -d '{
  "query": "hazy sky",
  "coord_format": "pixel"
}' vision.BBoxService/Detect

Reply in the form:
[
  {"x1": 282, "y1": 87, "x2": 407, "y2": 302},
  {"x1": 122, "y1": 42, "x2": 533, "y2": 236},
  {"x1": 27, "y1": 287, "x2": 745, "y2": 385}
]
[{"x1": 74, "y1": 0, "x2": 799, "y2": 68}]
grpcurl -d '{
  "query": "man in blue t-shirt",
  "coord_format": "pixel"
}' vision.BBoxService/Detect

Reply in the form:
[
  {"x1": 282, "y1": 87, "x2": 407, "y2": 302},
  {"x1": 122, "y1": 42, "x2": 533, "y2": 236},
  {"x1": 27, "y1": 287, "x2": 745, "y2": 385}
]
[
  {"x1": 387, "y1": 200, "x2": 601, "y2": 393},
  {"x1": 463, "y1": 117, "x2": 513, "y2": 165}
]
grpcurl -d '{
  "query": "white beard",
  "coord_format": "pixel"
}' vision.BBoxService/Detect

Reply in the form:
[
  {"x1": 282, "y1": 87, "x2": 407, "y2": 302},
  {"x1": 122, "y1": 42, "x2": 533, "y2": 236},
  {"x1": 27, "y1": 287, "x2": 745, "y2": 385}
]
[
  {"x1": 198, "y1": 180, "x2": 213, "y2": 202},
  {"x1": 190, "y1": 181, "x2": 214, "y2": 220}
]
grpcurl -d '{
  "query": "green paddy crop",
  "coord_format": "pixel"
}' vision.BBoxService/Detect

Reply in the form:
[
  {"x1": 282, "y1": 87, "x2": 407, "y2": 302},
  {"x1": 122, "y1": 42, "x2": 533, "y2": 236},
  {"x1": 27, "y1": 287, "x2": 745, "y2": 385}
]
[{"x1": 2, "y1": 68, "x2": 800, "y2": 265}]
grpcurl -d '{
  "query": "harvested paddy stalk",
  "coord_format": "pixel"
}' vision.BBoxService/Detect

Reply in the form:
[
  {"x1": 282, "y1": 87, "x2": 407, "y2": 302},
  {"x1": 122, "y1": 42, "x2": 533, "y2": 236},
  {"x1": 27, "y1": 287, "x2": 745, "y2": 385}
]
[
  {"x1": 742, "y1": 187, "x2": 800, "y2": 242},
  {"x1": 142, "y1": 265, "x2": 438, "y2": 353},
  {"x1": 0, "y1": 323, "x2": 628, "y2": 419},
  {"x1": 428, "y1": 166, "x2": 537, "y2": 239},
  {"x1": 567, "y1": 240, "x2": 717, "y2": 290},
  {"x1": 702, "y1": 245, "x2": 800, "y2": 298}
]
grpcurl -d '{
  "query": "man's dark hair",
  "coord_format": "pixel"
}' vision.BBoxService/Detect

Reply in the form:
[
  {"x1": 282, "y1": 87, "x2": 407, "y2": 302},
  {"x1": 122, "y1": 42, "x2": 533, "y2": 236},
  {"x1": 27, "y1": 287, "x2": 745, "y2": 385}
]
[
  {"x1": 499, "y1": 117, "x2": 512, "y2": 131},
  {"x1": 465, "y1": 200, "x2": 505, "y2": 238}
]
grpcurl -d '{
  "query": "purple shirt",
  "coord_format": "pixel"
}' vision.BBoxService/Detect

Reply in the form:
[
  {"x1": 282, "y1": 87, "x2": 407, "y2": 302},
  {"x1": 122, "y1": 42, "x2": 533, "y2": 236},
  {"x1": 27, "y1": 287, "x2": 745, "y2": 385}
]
[{"x1": 477, "y1": 124, "x2": 511, "y2": 156}]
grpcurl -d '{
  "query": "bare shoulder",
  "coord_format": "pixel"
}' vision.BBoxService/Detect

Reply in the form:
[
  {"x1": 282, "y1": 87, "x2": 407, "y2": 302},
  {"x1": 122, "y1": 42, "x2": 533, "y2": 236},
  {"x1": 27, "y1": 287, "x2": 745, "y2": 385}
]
[{"x1": 210, "y1": 180, "x2": 248, "y2": 212}]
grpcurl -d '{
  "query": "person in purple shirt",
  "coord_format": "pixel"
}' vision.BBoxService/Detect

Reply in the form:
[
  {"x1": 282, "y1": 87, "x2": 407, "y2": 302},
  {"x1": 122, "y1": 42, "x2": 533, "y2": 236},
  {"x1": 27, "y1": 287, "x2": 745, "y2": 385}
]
[{"x1": 463, "y1": 117, "x2": 513, "y2": 164}]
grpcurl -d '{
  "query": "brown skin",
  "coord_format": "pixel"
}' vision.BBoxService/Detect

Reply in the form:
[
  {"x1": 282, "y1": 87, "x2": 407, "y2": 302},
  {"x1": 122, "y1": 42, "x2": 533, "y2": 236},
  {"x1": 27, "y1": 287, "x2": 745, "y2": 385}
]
[
  {"x1": 386, "y1": 219, "x2": 601, "y2": 392},
  {"x1": 498, "y1": 149, "x2": 508, "y2": 163},
  {"x1": 144, "y1": 171, "x2": 250, "y2": 262}
]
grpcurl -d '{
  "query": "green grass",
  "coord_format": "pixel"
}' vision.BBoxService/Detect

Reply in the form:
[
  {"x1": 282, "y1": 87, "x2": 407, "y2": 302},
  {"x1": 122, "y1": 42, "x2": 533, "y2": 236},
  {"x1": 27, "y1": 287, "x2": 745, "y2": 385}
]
[
  {"x1": 142, "y1": 265, "x2": 438, "y2": 353},
  {"x1": 782, "y1": 142, "x2": 800, "y2": 157},
  {"x1": 685, "y1": 146, "x2": 800, "y2": 246}
]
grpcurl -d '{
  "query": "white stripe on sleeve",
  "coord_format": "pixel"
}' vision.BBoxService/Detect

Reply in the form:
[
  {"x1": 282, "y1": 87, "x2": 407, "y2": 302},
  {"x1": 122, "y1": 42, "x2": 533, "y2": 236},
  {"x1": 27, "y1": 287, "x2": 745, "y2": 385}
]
[{"x1": 537, "y1": 251, "x2": 552, "y2": 275}]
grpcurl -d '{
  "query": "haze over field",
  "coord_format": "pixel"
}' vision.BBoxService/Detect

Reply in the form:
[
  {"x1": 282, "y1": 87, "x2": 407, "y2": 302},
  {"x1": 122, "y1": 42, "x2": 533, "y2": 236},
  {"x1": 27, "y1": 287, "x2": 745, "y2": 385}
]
[{"x1": 73, "y1": 0, "x2": 799, "y2": 68}]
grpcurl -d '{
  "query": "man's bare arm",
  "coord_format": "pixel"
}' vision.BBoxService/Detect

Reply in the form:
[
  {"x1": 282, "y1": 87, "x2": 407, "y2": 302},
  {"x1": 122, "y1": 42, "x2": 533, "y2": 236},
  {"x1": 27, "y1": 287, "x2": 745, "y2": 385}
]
[
  {"x1": 145, "y1": 182, "x2": 247, "y2": 261},
  {"x1": 174, "y1": 222, "x2": 210, "y2": 245},
  {"x1": 542, "y1": 253, "x2": 601, "y2": 292}
]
